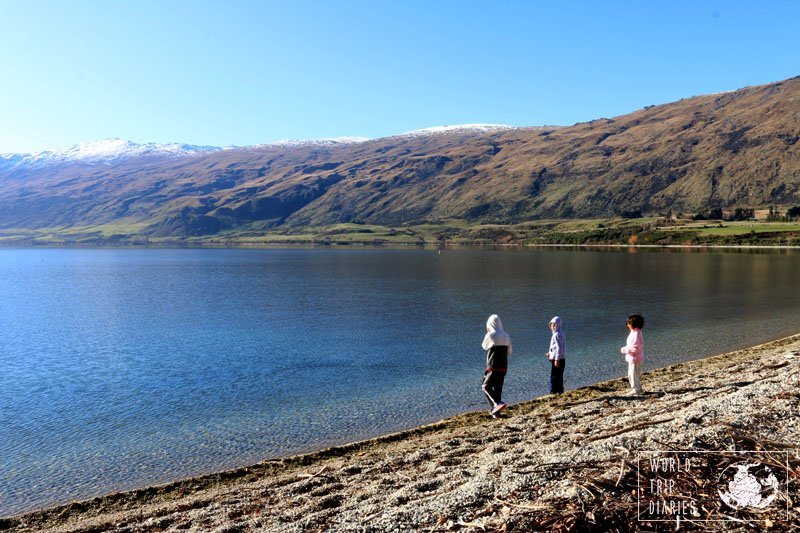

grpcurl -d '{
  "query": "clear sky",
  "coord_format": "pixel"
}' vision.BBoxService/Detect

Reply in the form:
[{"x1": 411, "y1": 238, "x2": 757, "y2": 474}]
[{"x1": 0, "y1": 0, "x2": 798, "y2": 153}]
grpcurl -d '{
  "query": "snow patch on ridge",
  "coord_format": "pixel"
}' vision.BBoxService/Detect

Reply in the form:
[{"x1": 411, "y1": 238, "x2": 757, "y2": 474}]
[
  {"x1": 249, "y1": 137, "x2": 371, "y2": 149},
  {"x1": 0, "y1": 139, "x2": 222, "y2": 167},
  {"x1": 0, "y1": 124, "x2": 527, "y2": 169},
  {"x1": 397, "y1": 124, "x2": 517, "y2": 137}
]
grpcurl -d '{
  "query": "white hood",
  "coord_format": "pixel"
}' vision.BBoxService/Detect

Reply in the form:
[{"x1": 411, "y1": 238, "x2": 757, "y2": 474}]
[{"x1": 482, "y1": 314, "x2": 512, "y2": 352}]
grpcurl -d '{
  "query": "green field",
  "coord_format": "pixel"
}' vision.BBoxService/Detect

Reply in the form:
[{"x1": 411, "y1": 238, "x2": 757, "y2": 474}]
[
  {"x1": 680, "y1": 221, "x2": 800, "y2": 236},
  {"x1": 3, "y1": 217, "x2": 800, "y2": 247}
]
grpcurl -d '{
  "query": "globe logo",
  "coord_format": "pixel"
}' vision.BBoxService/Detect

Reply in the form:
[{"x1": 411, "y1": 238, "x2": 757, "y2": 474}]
[{"x1": 717, "y1": 462, "x2": 780, "y2": 510}]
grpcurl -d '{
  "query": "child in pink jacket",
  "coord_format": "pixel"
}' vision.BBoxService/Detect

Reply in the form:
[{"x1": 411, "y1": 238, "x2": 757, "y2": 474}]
[{"x1": 620, "y1": 314, "x2": 645, "y2": 394}]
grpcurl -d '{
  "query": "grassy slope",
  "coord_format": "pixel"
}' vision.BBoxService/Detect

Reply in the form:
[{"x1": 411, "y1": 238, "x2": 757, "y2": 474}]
[{"x1": 3, "y1": 218, "x2": 800, "y2": 247}]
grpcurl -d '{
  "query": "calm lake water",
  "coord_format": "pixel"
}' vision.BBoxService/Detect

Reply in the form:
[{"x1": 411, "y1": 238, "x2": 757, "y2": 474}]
[{"x1": 1, "y1": 247, "x2": 799, "y2": 515}]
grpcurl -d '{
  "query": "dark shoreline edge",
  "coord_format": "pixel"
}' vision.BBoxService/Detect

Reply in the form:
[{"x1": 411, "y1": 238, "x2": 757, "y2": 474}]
[
  {"x1": 4, "y1": 331, "x2": 799, "y2": 526},
  {"x1": 2, "y1": 242, "x2": 800, "y2": 250}
]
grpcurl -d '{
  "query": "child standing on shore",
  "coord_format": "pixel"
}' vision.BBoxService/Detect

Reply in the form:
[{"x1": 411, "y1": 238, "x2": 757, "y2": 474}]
[
  {"x1": 481, "y1": 314, "x2": 512, "y2": 418},
  {"x1": 546, "y1": 316, "x2": 566, "y2": 394},
  {"x1": 620, "y1": 314, "x2": 645, "y2": 395}
]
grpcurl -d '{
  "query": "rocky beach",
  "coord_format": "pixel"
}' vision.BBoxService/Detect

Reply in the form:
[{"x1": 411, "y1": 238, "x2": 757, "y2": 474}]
[{"x1": 3, "y1": 335, "x2": 799, "y2": 532}]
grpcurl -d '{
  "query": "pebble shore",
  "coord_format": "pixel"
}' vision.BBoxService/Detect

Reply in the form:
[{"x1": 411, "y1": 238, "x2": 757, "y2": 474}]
[{"x1": 4, "y1": 335, "x2": 799, "y2": 532}]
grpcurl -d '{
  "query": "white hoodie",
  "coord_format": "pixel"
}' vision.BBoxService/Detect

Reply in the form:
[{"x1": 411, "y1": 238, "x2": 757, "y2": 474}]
[
  {"x1": 481, "y1": 314, "x2": 512, "y2": 355},
  {"x1": 547, "y1": 316, "x2": 565, "y2": 362}
]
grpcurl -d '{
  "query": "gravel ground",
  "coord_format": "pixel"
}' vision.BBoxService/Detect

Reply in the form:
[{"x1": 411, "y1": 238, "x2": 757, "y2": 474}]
[{"x1": 3, "y1": 335, "x2": 799, "y2": 532}]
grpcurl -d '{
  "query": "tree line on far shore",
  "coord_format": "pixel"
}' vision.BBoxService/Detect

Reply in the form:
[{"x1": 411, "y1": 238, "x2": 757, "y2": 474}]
[{"x1": 689, "y1": 205, "x2": 800, "y2": 222}]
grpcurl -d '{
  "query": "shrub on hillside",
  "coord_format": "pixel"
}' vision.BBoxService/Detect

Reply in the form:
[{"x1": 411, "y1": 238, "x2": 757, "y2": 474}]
[
  {"x1": 728, "y1": 208, "x2": 754, "y2": 221},
  {"x1": 692, "y1": 207, "x2": 723, "y2": 220}
]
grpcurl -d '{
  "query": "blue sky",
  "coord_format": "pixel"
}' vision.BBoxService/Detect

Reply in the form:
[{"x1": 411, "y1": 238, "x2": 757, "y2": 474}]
[{"x1": 0, "y1": 0, "x2": 798, "y2": 153}]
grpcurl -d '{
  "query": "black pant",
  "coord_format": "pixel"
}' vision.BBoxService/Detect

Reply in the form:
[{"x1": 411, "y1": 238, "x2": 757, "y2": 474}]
[
  {"x1": 482, "y1": 370, "x2": 506, "y2": 406},
  {"x1": 550, "y1": 359, "x2": 565, "y2": 394}
]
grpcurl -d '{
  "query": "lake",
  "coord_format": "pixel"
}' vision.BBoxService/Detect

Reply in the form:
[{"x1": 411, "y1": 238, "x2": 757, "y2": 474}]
[{"x1": 1, "y1": 246, "x2": 798, "y2": 515}]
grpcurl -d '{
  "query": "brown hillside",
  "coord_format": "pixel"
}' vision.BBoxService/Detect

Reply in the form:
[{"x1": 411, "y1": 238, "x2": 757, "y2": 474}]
[{"x1": 1, "y1": 76, "x2": 799, "y2": 237}]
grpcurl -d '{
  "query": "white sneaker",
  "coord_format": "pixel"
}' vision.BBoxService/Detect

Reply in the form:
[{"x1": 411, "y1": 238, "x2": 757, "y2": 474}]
[{"x1": 490, "y1": 402, "x2": 506, "y2": 415}]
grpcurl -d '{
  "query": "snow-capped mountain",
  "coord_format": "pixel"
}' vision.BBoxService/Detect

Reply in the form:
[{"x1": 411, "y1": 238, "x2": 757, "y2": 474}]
[
  {"x1": 397, "y1": 123, "x2": 517, "y2": 137},
  {"x1": 0, "y1": 139, "x2": 223, "y2": 168},
  {"x1": 246, "y1": 136, "x2": 371, "y2": 150},
  {"x1": 0, "y1": 125, "x2": 521, "y2": 168}
]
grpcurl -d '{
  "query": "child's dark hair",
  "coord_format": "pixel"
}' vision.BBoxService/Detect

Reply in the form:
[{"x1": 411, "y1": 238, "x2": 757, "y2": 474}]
[{"x1": 627, "y1": 314, "x2": 645, "y2": 329}]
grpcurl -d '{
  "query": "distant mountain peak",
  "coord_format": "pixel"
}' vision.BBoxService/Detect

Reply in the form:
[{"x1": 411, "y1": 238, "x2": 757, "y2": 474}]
[
  {"x1": 0, "y1": 125, "x2": 526, "y2": 168},
  {"x1": 398, "y1": 124, "x2": 518, "y2": 137},
  {"x1": 0, "y1": 139, "x2": 223, "y2": 167},
  {"x1": 58, "y1": 139, "x2": 221, "y2": 159},
  {"x1": 246, "y1": 126, "x2": 519, "y2": 149},
  {"x1": 249, "y1": 136, "x2": 372, "y2": 150}
]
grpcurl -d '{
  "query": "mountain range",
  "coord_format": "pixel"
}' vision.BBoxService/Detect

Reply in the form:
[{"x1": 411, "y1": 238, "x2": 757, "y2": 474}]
[{"x1": 1, "y1": 77, "x2": 799, "y2": 241}]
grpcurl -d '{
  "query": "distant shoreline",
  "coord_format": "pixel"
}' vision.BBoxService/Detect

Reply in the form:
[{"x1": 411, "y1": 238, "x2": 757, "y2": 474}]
[
  {"x1": 5, "y1": 333, "x2": 799, "y2": 531},
  {"x1": 2, "y1": 241, "x2": 800, "y2": 250},
  {"x1": 2, "y1": 216, "x2": 800, "y2": 249}
]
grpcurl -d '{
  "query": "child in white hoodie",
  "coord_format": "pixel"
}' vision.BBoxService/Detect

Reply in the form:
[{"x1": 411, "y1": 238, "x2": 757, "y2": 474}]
[
  {"x1": 620, "y1": 314, "x2": 645, "y2": 395},
  {"x1": 481, "y1": 314, "x2": 512, "y2": 418},
  {"x1": 546, "y1": 316, "x2": 566, "y2": 394}
]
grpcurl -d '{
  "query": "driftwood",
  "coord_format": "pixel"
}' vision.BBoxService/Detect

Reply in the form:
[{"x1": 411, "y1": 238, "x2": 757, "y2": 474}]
[
  {"x1": 455, "y1": 520, "x2": 487, "y2": 530},
  {"x1": 298, "y1": 466, "x2": 330, "y2": 479},
  {"x1": 496, "y1": 421, "x2": 797, "y2": 532},
  {"x1": 494, "y1": 498, "x2": 549, "y2": 511},
  {"x1": 584, "y1": 417, "x2": 675, "y2": 443},
  {"x1": 760, "y1": 361, "x2": 790, "y2": 371}
]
